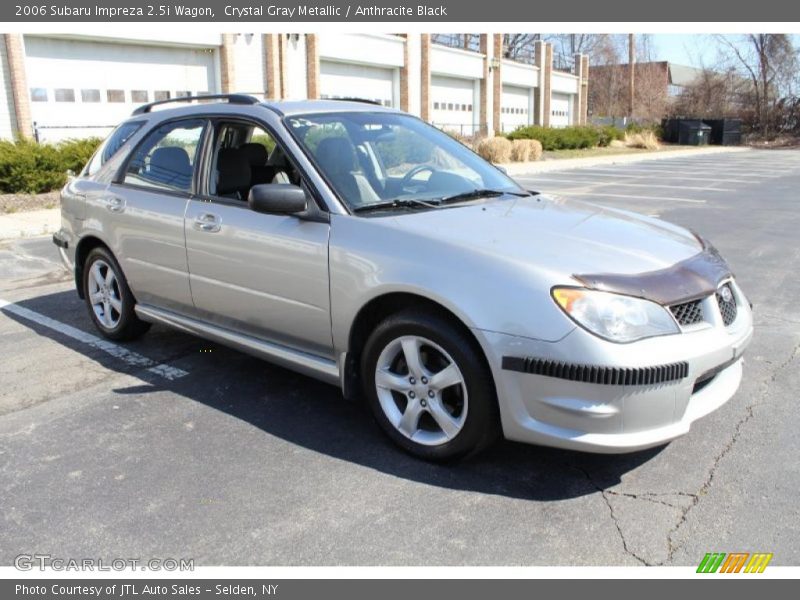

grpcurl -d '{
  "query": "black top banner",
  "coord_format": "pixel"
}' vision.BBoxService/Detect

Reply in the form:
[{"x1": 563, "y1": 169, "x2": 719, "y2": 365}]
[{"x1": 3, "y1": 0, "x2": 800, "y2": 22}]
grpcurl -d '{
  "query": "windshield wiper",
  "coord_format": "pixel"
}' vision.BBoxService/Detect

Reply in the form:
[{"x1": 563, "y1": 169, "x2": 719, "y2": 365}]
[
  {"x1": 352, "y1": 198, "x2": 442, "y2": 213},
  {"x1": 437, "y1": 188, "x2": 530, "y2": 205}
]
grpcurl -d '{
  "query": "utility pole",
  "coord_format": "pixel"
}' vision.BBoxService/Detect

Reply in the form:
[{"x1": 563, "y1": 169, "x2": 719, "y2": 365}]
[{"x1": 628, "y1": 33, "x2": 635, "y2": 117}]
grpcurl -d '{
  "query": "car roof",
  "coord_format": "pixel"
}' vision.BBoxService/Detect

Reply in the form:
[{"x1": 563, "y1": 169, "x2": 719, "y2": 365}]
[
  {"x1": 126, "y1": 98, "x2": 399, "y2": 125},
  {"x1": 263, "y1": 99, "x2": 399, "y2": 116}
]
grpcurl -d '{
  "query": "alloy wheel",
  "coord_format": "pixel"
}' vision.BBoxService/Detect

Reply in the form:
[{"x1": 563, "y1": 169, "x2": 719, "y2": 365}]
[{"x1": 374, "y1": 335, "x2": 468, "y2": 446}]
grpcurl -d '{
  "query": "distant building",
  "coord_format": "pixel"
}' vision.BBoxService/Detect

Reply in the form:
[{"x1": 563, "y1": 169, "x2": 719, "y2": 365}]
[{"x1": 1, "y1": 33, "x2": 591, "y2": 142}]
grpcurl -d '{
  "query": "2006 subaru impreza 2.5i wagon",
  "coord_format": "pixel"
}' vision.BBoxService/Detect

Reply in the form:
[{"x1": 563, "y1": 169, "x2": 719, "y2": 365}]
[{"x1": 53, "y1": 95, "x2": 753, "y2": 461}]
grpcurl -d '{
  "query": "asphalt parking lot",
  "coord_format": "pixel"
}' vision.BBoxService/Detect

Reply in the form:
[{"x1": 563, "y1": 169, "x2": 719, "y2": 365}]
[{"x1": 1, "y1": 149, "x2": 798, "y2": 566}]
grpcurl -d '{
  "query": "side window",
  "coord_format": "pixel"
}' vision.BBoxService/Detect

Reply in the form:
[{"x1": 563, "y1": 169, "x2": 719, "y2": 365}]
[
  {"x1": 211, "y1": 123, "x2": 290, "y2": 199},
  {"x1": 84, "y1": 121, "x2": 144, "y2": 176},
  {"x1": 123, "y1": 119, "x2": 205, "y2": 193}
]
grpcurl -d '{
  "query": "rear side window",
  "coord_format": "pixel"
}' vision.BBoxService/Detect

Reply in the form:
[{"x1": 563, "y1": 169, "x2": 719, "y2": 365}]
[
  {"x1": 84, "y1": 121, "x2": 144, "y2": 177},
  {"x1": 123, "y1": 119, "x2": 206, "y2": 193}
]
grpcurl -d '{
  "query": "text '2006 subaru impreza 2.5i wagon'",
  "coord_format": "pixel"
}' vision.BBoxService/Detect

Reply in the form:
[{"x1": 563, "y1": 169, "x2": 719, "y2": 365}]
[{"x1": 53, "y1": 94, "x2": 753, "y2": 461}]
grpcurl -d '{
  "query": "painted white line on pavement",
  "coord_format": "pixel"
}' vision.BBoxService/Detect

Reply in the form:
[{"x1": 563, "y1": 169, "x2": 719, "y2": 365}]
[
  {"x1": 603, "y1": 165, "x2": 781, "y2": 177},
  {"x1": 0, "y1": 298, "x2": 188, "y2": 381},
  {"x1": 519, "y1": 170, "x2": 758, "y2": 184},
  {"x1": 517, "y1": 177, "x2": 733, "y2": 192},
  {"x1": 551, "y1": 191, "x2": 707, "y2": 204}
]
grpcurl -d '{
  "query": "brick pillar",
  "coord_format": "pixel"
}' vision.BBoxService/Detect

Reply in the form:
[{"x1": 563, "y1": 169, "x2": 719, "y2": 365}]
[
  {"x1": 4, "y1": 34, "x2": 33, "y2": 139},
  {"x1": 305, "y1": 34, "x2": 320, "y2": 99},
  {"x1": 533, "y1": 40, "x2": 544, "y2": 126},
  {"x1": 479, "y1": 35, "x2": 489, "y2": 136},
  {"x1": 538, "y1": 42, "x2": 553, "y2": 128},
  {"x1": 492, "y1": 34, "x2": 503, "y2": 135},
  {"x1": 264, "y1": 34, "x2": 282, "y2": 100},
  {"x1": 577, "y1": 54, "x2": 589, "y2": 125},
  {"x1": 219, "y1": 34, "x2": 236, "y2": 93},
  {"x1": 279, "y1": 35, "x2": 289, "y2": 100},
  {"x1": 420, "y1": 34, "x2": 431, "y2": 121},
  {"x1": 399, "y1": 34, "x2": 409, "y2": 111}
]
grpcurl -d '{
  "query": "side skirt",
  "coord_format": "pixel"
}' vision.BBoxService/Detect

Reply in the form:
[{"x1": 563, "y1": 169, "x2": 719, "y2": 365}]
[{"x1": 134, "y1": 304, "x2": 341, "y2": 387}]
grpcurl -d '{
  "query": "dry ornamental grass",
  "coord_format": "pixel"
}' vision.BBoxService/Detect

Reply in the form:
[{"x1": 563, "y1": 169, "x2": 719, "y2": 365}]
[
  {"x1": 476, "y1": 137, "x2": 512, "y2": 163},
  {"x1": 624, "y1": 131, "x2": 660, "y2": 150}
]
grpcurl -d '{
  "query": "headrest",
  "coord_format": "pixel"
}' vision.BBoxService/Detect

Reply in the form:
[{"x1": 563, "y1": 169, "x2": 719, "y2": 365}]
[
  {"x1": 148, "y1": 147, "x2": 192, "y2": 188},
  {"x1": 240, "y1": 142, "x2": 269, "y2": 167}
]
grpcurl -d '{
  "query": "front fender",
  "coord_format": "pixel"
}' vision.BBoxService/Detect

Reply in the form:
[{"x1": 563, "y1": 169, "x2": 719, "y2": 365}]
[{"x1": 328, "y1": 214, "x2": 575, "y2": 353}]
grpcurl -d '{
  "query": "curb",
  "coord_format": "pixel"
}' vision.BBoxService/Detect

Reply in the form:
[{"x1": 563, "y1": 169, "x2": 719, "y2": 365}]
[{"x1": 0, "y1": 208, "x2": 60, "y2": 241}]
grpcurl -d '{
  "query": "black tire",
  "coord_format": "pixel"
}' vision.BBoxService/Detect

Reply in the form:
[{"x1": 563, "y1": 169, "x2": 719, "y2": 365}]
[
  {"x1": 82, "y1": 246, "x2": 150, "y2": 341},
  {"x1": 360, "y1": 309, "x2": 500, "y2": 461}
]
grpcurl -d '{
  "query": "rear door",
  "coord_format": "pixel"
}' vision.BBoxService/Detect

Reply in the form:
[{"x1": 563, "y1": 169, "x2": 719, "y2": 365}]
[
  {"x1": 107, "y1": 118, "x2": 207, "y2": 312},
  {"x1": 184, "y1": 120, "x2": 333, "y2": 357}
]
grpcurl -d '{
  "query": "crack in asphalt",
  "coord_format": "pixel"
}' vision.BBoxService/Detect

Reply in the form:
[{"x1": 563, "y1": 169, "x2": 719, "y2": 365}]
[
  {"x1": 564, "y1": 341, "x2": 799, "y2": 567},
  {"x1": 604, "y1": 490, "x2": 692, "y2": 510},
  {"x1": 662, "y1": 340, "x2": 800, "y2": 564},
  {"x1": 567, "y1": 463, "x2": 651, "y2": 566}
]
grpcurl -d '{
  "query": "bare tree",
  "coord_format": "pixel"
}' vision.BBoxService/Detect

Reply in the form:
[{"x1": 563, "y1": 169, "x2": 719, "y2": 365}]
[
  {"x1": 715, "y1": 34, "x2": 799, "y2": 135},
  {"x1": 502, "y1": 34, "x2": 539, "y2": 61},
  {"x1": 501, "y1": 33, "x2": 615, "y2": 66},
  {"x1": 671, "y1": 68, "x2": 748, "y2": 118},
  {"x1": 546, "y1": 34, "x2": 609, "y2": 58},
  {"x1": 587, "y1": 35, "x2": 667, "y2": 120}
]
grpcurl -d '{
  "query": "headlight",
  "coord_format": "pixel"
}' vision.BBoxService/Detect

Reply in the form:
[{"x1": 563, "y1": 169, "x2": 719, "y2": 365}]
[{"x1": 552, "y1": 287, "x2": 679, "y2": 343}]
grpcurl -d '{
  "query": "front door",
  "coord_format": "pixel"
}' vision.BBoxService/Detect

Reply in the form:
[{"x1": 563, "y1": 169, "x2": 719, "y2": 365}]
[{"x1": 184, "y1": 121, "x2": 333, "y2": 357}]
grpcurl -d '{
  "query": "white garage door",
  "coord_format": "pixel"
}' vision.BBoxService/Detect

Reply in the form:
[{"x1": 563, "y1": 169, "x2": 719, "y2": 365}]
[
  {"x1": 431, "y1": 75, "x2": 478, "y2": 136},
  {"x1": 320, "y1": 61, "x2": 396, "y2": 107},
  {"x1": 24, "y1": 36, "x2": 217, "y2": 142},
  {"x1": 501, "y1": 85, "x2": 532, "y2": 133},
  {"x1": 551, "y1": 92, "x2": 573, "y2": 128}
]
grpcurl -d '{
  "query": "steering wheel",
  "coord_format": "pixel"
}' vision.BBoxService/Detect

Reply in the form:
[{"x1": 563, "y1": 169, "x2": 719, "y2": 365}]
[{"x1": 400, "y1": 164, "x2": 438, "y2": 189}]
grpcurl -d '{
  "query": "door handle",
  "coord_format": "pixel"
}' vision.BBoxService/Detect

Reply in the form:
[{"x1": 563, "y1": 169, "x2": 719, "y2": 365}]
[
  {"x1": 102, "y1": 195, "x2": 125, "y2": 213},
  {"x1": 194, "y1": 212, "x2": 221, "y2": 233}
]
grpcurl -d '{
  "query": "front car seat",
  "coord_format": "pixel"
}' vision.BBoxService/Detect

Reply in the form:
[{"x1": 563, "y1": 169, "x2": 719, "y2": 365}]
[
  {"x1": 215, "y1": 148, "x2": 251, "y2": 201},
  {"x1": 314, "y1": 137, "x2": 380, "y2": 206}
]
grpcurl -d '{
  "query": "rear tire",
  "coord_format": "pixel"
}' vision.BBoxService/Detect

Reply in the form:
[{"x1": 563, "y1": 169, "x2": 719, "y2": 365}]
[
  {"x1": 361, "y1": 309, "x2": 499, "y2": 461},
  {"x1": 82, "y1": 246, "x2": 150, "y2": 341}
]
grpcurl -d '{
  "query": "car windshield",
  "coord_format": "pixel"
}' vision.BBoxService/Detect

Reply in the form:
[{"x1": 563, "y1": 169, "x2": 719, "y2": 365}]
[{"x1": 286, "y1": 111, "x2": 525, "y2": 212}]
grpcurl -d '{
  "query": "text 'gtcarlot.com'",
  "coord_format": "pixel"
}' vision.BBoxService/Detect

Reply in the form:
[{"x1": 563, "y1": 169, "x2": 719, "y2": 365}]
[{"x1": 14, "y1": 554, "x2": 193, "y2": 571}]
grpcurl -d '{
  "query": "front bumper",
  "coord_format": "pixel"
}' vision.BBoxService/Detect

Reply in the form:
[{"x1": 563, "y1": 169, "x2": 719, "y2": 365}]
[{"x1": 474, "y1": 280, "x2": 754, "y2": 453}]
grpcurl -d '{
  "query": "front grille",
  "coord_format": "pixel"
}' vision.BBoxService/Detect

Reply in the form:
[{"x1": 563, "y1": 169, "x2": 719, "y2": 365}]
[
  {"x1": 716, "y1": 283, "x2": 738, "y2": 326},
  {"x1": 502, "y1": 356, "x2": 689, "y2": 386},
  {"x1": 670, "y1": 299, "x2": 704, "y2": 326}
]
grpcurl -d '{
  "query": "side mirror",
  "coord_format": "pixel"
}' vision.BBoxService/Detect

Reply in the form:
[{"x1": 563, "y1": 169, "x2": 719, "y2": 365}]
[
  {"x1": 248, "y1": 183, "x2": 307, "y2": 215},
  {"x1": 496, "y1": 165, "x2": 508, "y2": 175}
]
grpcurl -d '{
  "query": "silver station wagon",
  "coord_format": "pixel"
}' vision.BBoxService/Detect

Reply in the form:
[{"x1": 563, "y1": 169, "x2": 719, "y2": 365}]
[{"x1": 54, "y1": 95, "x2": 753, "y2": 460}]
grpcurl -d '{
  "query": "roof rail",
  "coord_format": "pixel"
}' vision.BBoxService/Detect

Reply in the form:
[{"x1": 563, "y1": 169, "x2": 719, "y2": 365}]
[
  {"x1": 327, "y1": 97, "x2": 385, "y2": 106},
  {"x1": 131, "y1": 94, "x2": 259, "y2": 115}
]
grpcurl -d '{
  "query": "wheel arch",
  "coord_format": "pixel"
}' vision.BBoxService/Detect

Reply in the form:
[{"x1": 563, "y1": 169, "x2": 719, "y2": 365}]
[
  {"x1": 73, "y1": 234, "x2": 113, "y2": 299},
  {"x1": 342, "y1": 291, "x2": 496, "y2": 402}
]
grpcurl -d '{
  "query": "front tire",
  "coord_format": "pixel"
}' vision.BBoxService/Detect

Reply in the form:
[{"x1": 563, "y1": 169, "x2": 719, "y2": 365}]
[
  {"x1": 361, "y1": 309, "x2": 499, "y2": 461},
  {"x1": 82, "y1": 246, "x2": 150, "y2": 341}
]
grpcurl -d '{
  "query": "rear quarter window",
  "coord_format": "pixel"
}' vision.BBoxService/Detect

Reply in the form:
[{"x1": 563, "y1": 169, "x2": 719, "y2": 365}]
[{"x1": 84, "y1": 121, "x2": 145, "y2": 177}]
